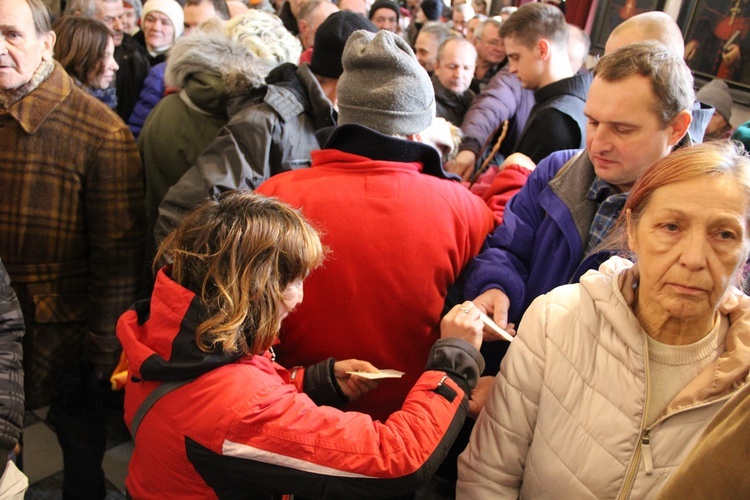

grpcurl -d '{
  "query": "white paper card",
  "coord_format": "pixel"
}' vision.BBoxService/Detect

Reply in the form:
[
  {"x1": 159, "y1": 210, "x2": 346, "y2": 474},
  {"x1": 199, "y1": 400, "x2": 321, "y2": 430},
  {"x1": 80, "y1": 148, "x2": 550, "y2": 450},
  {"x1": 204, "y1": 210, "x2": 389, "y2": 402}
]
[
  {"x1": 347, "y1": 369, "x2": 405, "y2": 379},
  {"x1": 479, "y1": 311, "x2": 514, "y2": 342}
]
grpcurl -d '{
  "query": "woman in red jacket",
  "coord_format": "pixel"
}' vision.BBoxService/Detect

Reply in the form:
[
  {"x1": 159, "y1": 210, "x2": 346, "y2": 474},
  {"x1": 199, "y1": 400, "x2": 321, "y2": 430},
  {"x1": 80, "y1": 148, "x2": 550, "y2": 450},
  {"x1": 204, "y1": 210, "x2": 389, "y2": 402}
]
[{"x1": 118, "y1": 191, "x2": 486, "y2": 499}]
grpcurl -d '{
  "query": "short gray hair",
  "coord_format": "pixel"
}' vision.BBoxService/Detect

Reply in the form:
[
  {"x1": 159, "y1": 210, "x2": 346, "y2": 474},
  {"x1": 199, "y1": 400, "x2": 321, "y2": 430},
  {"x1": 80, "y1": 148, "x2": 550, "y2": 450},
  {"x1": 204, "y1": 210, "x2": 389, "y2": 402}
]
[
  {"x1": 298, "y1": 0, "x2": 331, "y2": 23},
  {"x1": 419, "y1": 21, "x2": 452, "y2": 46},
  {"x1": 63, "y1": 0, "x2": 96, "y2": 17},
  {"x1": 27, "y1": 0, "x2": 53, "y2": 35},
  {"x1": 437, "y1": 35, "x2": 476, "y2": 62},
  {"x1": 473, "y1": 17, "x2": 500, "y2": 42}
]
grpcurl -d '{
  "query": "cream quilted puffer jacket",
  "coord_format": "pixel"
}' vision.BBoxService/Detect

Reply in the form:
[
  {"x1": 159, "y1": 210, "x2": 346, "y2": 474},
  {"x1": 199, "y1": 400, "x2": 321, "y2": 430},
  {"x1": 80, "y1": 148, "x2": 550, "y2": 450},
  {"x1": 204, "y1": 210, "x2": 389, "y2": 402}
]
[{"x1": 457, "y1": 257, "x2": 750, "y2": 499}]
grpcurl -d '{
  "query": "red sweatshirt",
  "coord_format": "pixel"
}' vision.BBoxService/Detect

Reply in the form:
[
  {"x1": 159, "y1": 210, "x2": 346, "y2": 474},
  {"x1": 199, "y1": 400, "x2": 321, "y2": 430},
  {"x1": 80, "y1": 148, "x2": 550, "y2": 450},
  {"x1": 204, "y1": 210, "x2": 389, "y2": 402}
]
[{"x1": 257, "y1": 125, "x2": 495, "y2": 420}]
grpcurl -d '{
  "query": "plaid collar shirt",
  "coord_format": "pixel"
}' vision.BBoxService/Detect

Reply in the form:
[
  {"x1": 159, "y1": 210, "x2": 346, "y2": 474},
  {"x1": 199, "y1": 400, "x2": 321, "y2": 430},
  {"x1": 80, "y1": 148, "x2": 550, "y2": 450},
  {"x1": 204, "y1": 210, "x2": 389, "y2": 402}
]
[{"x1": 586, "y1": 176, "x2": 628, "y2": 251}]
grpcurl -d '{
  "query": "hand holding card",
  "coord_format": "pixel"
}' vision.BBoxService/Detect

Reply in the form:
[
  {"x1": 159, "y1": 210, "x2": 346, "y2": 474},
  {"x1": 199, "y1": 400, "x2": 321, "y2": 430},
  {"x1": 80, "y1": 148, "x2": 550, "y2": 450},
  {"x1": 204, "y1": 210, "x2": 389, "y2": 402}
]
[{"x1": 478, "y1": 310, "x2": 514, "y2": 342}]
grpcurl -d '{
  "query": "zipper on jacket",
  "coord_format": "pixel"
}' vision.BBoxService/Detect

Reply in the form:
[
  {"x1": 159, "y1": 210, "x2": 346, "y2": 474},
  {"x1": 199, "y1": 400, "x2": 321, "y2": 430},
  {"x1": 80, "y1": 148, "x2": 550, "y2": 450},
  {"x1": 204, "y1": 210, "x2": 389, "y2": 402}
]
[
  {"x1": 617, "y1": 336, "x2": 653, "y2": 500},
  {"x1": 641, "y1": 429, "x2": 653, "y2": 475},
  {"x1": 618, "y1": 443, "x2": 641, "y2": 500},
  {"x1": 617, "y1": 335, "x2": 749, "y2": 499},
  {"x1": 619, "y1": 385, "x2": 743, "y2": 500}
]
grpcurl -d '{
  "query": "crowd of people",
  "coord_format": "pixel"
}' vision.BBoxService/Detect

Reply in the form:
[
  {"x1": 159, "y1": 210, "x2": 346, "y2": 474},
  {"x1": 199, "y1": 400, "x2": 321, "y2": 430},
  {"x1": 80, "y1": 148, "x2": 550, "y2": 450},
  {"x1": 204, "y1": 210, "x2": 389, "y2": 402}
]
[{"x1": 2, "y1": 0, "x2": 750, "y2": 497}]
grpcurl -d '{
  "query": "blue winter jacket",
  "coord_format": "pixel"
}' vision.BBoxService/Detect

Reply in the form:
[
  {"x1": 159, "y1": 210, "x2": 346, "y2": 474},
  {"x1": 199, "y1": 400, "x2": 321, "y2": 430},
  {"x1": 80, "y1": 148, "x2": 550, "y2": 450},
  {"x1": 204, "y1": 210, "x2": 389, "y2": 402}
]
[
  {"x1": 128, "y1": 62, "x2": 166, "y2": 138},
  {"x1": 464, "y1": 149, "x2": 614, "y2": 326}
]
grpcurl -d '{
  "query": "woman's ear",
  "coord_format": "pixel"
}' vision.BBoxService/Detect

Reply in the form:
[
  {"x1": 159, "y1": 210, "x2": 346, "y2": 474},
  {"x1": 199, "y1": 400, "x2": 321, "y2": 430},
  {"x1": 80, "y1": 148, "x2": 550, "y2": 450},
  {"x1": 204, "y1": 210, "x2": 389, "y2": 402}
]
[{"x1": 626, "y1": 209, "x2": 636, "y2": 253}]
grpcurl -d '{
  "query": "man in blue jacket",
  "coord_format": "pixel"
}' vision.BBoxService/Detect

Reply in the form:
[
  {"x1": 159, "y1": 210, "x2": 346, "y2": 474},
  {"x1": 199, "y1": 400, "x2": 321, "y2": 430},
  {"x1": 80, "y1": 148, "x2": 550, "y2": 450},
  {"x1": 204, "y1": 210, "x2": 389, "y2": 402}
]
[{"x1": 464, "y1": 42, "x2": 693, "y2": 340}]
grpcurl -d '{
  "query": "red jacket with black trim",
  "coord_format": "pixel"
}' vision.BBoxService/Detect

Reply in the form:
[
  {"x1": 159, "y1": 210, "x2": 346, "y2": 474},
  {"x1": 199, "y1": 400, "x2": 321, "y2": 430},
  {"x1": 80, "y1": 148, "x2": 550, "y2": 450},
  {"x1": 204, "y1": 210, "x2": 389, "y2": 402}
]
[{"x1": 118, "y1": 268, "x2": 484, "y2": 499}]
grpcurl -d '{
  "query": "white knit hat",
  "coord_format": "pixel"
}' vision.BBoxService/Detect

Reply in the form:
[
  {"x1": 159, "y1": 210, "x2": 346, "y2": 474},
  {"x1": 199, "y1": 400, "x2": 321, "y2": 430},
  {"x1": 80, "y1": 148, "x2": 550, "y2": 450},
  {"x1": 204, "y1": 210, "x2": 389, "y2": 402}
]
[{"x1": 141, "y1": 0, "x2": 185, "y2": 40}]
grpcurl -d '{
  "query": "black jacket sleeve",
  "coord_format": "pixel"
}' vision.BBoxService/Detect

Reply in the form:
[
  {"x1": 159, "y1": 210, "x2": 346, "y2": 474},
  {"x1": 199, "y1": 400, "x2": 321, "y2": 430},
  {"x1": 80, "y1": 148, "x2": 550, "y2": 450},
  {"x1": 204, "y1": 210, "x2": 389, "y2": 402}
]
[{"x1": 0, "y1": 259, "x2": 24, "y2": 463}]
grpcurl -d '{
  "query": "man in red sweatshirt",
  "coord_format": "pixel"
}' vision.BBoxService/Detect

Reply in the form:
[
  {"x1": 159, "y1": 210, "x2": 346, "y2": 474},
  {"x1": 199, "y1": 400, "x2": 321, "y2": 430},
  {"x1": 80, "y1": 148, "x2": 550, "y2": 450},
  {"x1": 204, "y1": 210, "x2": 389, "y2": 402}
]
[{"x1": 257, "y1": 29, "x2": 495, "y2": 422}]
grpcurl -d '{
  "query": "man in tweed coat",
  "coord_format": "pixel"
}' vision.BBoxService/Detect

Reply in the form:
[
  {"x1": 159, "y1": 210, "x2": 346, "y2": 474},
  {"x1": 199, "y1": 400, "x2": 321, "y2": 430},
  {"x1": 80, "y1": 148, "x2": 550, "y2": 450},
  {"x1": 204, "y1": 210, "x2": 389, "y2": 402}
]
[{"x1": 0, "y1": 0, "x2": 145, "y2": 496}]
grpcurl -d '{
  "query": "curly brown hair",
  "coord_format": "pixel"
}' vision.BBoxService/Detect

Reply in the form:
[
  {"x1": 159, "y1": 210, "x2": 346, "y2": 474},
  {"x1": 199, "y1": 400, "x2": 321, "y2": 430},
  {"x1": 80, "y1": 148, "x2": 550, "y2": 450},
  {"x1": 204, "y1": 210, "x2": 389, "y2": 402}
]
[{"x1": 155, "y1": 191, "x2": 325, "y2": 356}]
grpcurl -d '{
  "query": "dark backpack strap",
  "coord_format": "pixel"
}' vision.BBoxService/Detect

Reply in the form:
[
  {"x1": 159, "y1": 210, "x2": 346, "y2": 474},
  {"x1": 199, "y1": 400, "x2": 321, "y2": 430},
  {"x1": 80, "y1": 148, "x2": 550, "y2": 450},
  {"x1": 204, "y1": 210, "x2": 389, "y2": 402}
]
[{"x1": 130, "y1": 379, "x2": 193, "y2": 440}]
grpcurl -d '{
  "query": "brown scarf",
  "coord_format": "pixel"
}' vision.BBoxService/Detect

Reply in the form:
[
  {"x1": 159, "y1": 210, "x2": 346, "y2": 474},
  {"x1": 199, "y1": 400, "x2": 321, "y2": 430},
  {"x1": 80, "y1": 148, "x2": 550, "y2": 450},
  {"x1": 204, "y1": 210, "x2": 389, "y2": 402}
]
[{"x1": 0, "y1": 58, "x2": 54, "y2": 110}]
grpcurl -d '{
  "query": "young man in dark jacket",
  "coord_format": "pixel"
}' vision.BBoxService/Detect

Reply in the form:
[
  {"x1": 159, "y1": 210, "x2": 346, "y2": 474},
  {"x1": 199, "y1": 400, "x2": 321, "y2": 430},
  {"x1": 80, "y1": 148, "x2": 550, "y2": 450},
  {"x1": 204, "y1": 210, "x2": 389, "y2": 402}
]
[{"x1": 498, "y1": 2, "x2": 591, "y2": 164}]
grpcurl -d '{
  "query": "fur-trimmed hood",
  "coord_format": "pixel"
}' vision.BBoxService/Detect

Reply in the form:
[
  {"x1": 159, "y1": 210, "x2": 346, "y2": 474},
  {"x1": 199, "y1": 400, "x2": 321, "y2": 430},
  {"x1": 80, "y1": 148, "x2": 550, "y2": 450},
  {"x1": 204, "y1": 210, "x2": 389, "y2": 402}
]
[{"x1": 164, "y1": 32, "x2": 275, "y2": 95}]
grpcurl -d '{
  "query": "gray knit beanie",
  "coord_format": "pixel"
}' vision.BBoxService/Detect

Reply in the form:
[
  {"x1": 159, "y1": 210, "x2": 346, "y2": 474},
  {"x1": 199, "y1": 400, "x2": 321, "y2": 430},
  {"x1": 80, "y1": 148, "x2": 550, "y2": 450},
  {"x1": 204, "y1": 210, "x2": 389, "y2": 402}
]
[
  {"x1": 337, "y1": 30, "x2": 435, "y2": 136},
  {"x1": 697, "y1": 78, "x2": 733, "y2": 124}
]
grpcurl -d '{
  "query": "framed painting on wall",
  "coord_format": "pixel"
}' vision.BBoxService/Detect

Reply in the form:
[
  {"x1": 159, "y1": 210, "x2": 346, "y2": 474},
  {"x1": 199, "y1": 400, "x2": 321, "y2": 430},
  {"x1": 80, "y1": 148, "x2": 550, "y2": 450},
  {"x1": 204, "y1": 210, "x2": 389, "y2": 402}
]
[
  {"x1": 679, "y1": 0, "x2": 750, "y2": 98},
  {"x1": 590, "y1": 0, "x2": 667, "y2": 54}
]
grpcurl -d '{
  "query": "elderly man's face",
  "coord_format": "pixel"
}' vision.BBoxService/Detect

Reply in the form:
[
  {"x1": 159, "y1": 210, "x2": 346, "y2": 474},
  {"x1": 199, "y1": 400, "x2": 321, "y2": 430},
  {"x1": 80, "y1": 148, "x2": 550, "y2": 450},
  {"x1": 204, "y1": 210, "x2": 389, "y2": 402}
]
[
  {"x1": 474, "y1": 23, "x2": 504, "y2": 64},
  {"x1": 585, "y1": 74, "x2": 687, "y2": 193},
  {"x1": 466, "y1": 16, "x2": 480, "y2": 43},
  {"x1": 414, "y1": 32, "x2": 439, "y2": 72},
  {"x1": 434, "y1": 39, "x2": 476, "y2": 93},
  {"x1": 299, "y1": 1, "x2": 338, "y2": 49},
  {"x1": 120, "y1": 7, "x2": 137, "y2": 34},
  {"x1": 0, "y1": 0, "x2": 55, "y2": 92},
  {"x1": 94, "y1": 0, "x2": 125, "y2": 46},
  {"x1": 371, "y1": 7, "x2": 397, "y2": 32}
]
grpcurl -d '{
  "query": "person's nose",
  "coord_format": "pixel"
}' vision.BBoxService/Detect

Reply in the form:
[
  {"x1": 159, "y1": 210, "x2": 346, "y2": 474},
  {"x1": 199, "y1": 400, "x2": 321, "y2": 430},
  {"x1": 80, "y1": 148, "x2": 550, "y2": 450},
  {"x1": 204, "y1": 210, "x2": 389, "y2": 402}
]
[
  {"x1": 589, "y1": 125, "x2": 613, "y2": 153},
  {"x1": 678, "y1": 230, "x2": 708, "y2": 270}
]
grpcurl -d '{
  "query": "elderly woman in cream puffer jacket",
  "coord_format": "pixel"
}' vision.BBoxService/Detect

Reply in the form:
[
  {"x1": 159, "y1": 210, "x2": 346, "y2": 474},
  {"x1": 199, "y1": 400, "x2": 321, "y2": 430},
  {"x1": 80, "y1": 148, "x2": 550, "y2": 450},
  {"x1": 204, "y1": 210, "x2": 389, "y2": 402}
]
[{"x1": 457, "y1": 141, "x2": 750, "y2": 498}]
